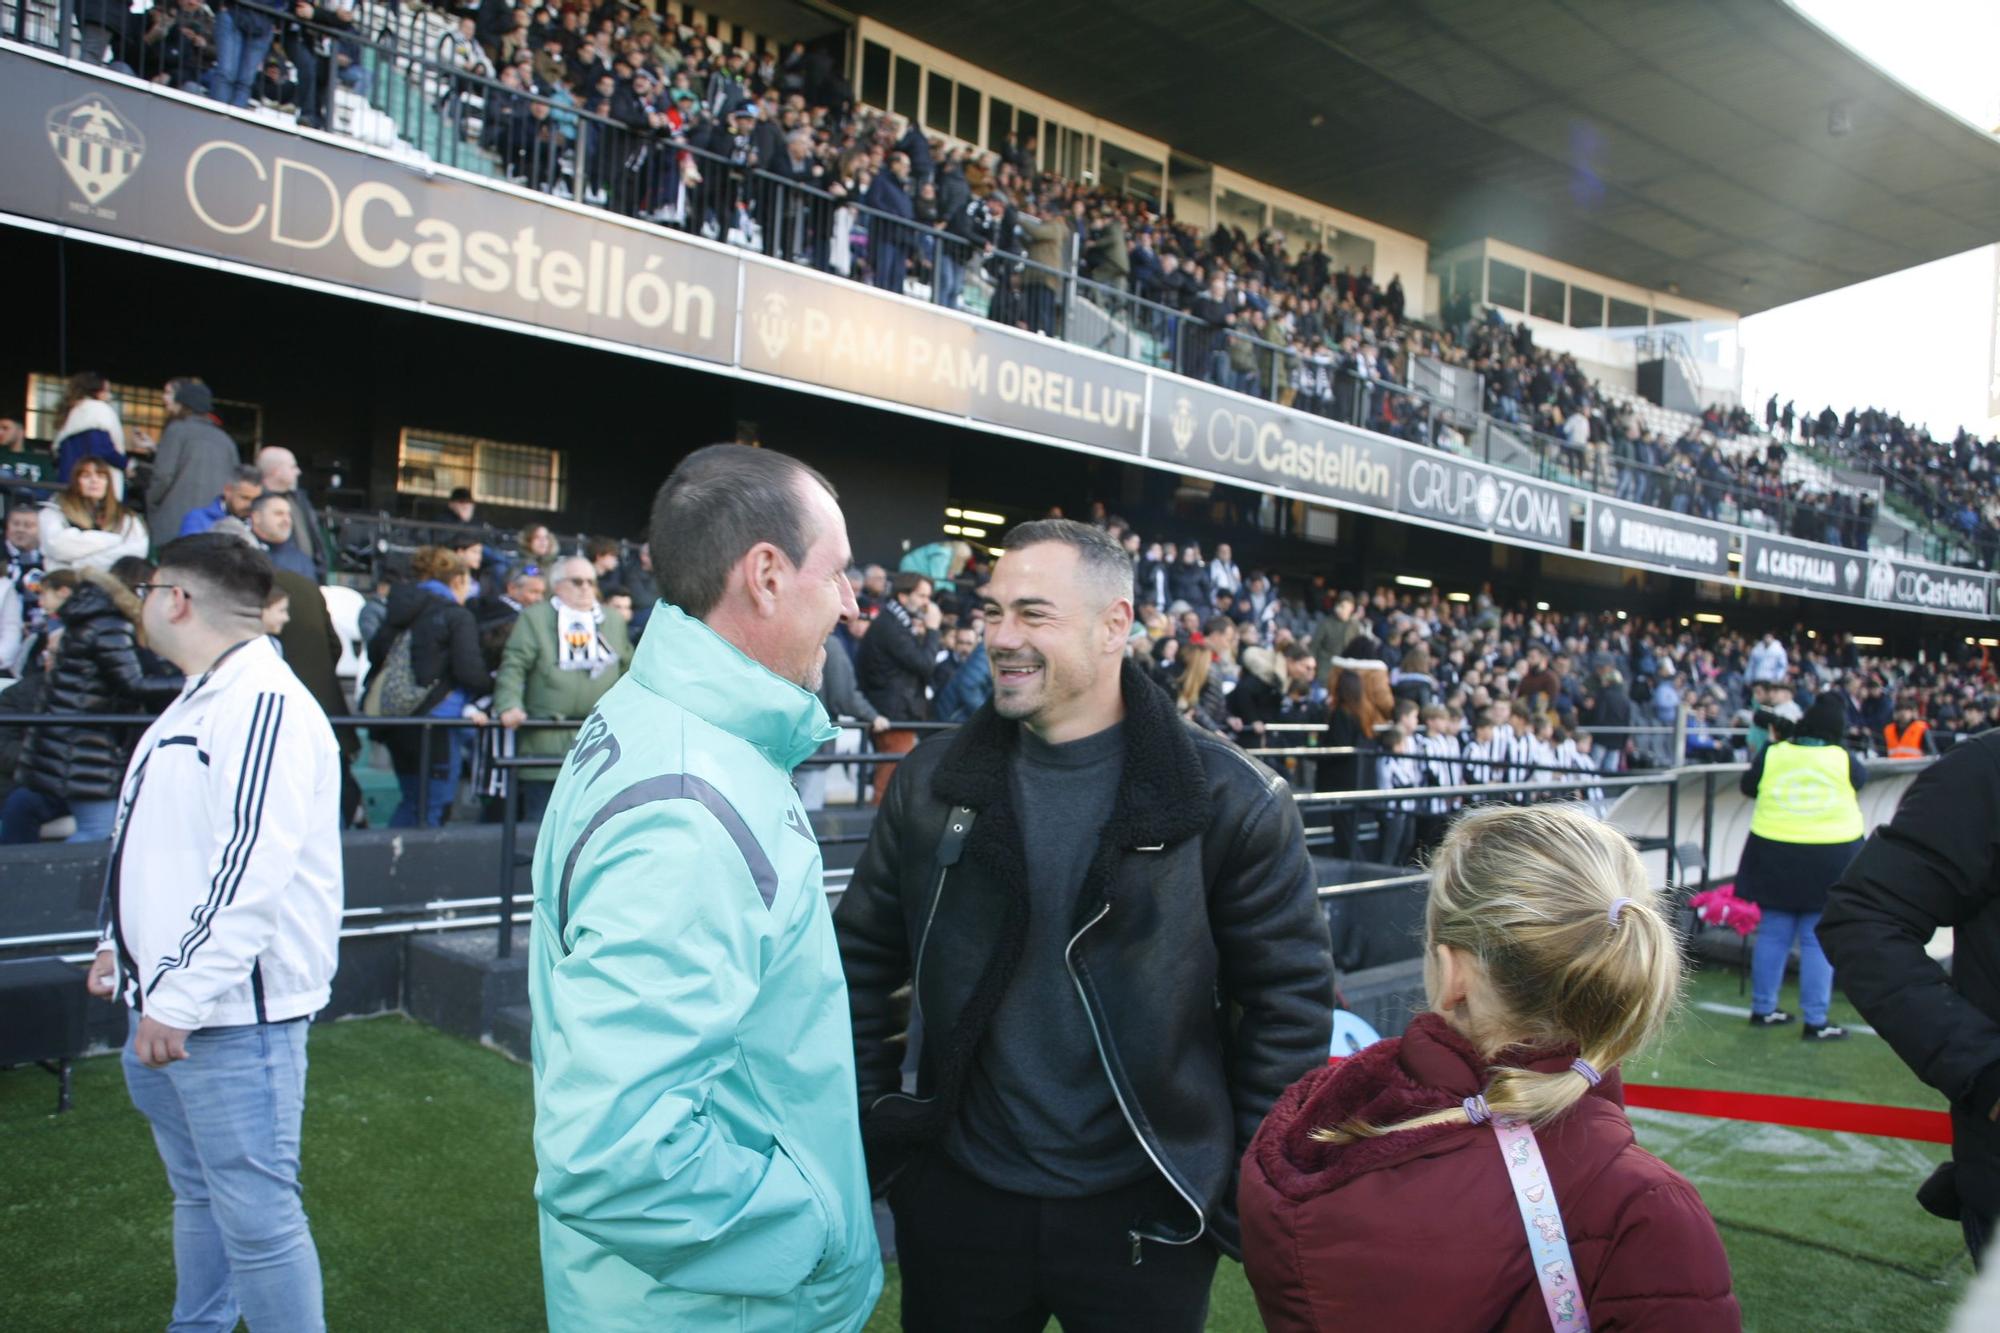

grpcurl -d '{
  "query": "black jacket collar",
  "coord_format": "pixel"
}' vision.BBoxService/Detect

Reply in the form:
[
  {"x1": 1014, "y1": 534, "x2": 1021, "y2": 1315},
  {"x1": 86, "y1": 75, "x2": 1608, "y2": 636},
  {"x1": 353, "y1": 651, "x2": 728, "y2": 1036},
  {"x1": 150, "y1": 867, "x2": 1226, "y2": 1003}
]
[{"x1": 930, "y1": 658, "x2": 1211, "y2": 852}]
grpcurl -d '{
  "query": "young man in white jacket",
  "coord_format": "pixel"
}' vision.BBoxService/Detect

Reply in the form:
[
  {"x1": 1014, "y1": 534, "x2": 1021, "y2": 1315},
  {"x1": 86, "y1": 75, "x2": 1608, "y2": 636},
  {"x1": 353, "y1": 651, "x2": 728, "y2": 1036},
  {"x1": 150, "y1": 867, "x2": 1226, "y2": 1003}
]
[{"x1": 86, "y1": 533, "x2": 343, "y2": 1333}]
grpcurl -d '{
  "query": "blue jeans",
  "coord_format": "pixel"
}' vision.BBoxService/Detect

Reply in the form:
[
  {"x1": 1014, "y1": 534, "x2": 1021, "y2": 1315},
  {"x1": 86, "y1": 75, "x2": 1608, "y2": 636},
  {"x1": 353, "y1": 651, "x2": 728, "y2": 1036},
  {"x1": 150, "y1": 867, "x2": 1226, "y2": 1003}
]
[
  {"x1": 0, "y1": 788, "x2": 116, "y2": 843},
  {"x1": 935, "y1": 248, "x2": 964, "y2": 310},
  {"x1": 122, "y1": 1019, "x2": 325, "y2": 1333},
  {"x1": 208, "y1": 9, "x2": 275, "y2": 109},
  {"x1": 391, "y1": 721, "x2": 469, "y2": 827},
  {"x1": 1751, "y1": 907, "x2": 1834, "y2": 1026}
]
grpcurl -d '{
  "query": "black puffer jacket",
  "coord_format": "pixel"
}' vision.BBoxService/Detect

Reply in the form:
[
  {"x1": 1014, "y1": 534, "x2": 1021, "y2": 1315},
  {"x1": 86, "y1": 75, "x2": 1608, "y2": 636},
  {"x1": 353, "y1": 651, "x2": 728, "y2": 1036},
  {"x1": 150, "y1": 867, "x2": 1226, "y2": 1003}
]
[
  {"x1": 16, "y1": 572, "x2": 183, "y2": 801},
  {"x1": 1821, "y1": 732, "x2": 2000, "y2": 1224},
  {"x1": 365, "y1": 581, "x2": 491, "y2": 766},
  {"x1": 835, "y1": 660, "x2": 1334, "y2": 1258}
]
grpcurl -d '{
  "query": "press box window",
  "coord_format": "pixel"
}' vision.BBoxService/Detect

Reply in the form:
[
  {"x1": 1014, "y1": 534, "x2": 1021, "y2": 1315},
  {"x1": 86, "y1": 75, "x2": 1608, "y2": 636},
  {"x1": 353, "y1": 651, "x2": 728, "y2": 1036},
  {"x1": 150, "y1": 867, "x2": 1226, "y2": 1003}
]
[
  {"x1": 892, "y1": 56, "x2": 920, "y2": 121},
  {"x1": 1487, "y1": 260, "x2": 1527, "y2": 312},
  {"x1": 1529, "y1": 273, "x2": 1565, "y2": 323},
  {"x1": 859, "y1": 41, "x2": 889, "y2": 108},
  {"x1": 396, "y1": 429, "x2": 566, "y2": 511},
  {"x1": 24, "y1": 373, "x2": 262, "y2": 450}
]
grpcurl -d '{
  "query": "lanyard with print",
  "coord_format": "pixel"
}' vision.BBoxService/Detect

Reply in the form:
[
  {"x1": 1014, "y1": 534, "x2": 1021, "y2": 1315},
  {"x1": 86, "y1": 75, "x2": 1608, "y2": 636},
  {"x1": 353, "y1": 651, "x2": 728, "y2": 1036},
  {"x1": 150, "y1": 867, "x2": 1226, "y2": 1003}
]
[{"x1": 1491, "y1": 1117, "x2": 1590, "y2": 1331}]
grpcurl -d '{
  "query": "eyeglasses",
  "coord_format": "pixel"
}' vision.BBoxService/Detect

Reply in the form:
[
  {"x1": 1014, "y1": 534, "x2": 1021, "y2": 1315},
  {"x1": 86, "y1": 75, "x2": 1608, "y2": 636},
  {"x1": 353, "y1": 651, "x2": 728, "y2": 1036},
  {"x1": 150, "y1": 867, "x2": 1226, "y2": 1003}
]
[
  {"x1": 560, "y1": 576, "x2": 597, "y2": 587},
  {"x1": 132, "y1": 583, "x2": 187, "y2": 602}
]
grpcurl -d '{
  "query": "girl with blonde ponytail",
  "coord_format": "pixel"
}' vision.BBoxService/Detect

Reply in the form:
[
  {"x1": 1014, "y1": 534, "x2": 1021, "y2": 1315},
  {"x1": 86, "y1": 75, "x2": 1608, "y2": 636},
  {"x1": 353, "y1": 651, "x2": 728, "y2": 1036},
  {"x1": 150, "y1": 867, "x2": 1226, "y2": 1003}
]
[{"x1": 1239, "y1": 803, "x2": 1740, "y2": 1332}]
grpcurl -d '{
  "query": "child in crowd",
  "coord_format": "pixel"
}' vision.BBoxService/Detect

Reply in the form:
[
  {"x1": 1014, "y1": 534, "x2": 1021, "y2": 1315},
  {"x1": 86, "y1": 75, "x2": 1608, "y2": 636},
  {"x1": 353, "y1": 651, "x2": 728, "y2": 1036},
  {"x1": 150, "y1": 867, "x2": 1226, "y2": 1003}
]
[{"x1": 1240, "y1": 804, "x2": 1740, "y2": 1330}]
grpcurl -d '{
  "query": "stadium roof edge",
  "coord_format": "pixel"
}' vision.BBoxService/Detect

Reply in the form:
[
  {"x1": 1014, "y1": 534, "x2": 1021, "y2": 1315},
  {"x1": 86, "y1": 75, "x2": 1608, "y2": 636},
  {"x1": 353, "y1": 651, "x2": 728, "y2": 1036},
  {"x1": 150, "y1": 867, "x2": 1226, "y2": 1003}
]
[{"x1": 839, "y1": 0, "x2": 2000, "y2": 314}]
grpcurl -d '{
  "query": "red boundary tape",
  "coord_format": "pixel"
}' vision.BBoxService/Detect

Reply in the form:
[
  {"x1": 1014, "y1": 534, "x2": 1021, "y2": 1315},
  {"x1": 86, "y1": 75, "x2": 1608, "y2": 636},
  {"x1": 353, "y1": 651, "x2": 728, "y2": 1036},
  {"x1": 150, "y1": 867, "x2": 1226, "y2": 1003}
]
[
  {"x1": 1322, "y1": 1057, "x2": 1953, "y2": 1143},
  {"x1": 1622, "y1": 1084, "x2": 1952, "y2": 1144}
]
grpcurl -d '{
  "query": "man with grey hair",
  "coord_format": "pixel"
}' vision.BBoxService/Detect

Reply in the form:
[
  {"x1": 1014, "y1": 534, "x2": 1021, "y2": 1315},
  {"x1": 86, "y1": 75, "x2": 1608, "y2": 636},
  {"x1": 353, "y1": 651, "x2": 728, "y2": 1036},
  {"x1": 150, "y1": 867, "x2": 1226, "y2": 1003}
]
[
  {"x1": 493, "y1": 554, "x2": 632, "y2": 824},
  {"x1": 529, "y1": 444, "x2": 881, "y2": 1331},
  {"x1": 837, "y1": 518, "x2": 1333, "y2": 1330}
]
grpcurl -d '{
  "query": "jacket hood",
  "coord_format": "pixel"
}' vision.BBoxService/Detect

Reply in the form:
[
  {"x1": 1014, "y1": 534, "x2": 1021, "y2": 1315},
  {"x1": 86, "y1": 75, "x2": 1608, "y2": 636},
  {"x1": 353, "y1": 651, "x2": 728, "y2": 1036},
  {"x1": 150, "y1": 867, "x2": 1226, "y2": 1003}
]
[
  {"x1": 65, "y1": 569, "x2": 141, "y2": 626},
  {"x1": 628, "y1": 602, "x2": 834, "y2": 772},
  {"x1": 1252, "y1": 1012, "x2": 1627, "y2": 1203}
]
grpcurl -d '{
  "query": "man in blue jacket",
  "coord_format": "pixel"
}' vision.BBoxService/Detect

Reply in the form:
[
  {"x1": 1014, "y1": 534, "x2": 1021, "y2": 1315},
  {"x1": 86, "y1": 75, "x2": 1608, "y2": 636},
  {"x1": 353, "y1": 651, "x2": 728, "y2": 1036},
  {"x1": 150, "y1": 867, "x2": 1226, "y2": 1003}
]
[{"x1": 529, "y1": 444, "x2": 882, "y2": 1331}]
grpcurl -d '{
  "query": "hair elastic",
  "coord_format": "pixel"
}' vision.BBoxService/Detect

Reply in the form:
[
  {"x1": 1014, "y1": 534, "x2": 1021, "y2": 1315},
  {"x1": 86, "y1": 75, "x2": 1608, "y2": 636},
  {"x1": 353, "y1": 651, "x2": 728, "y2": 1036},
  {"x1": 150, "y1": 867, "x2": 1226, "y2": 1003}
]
[
  {"x1": 1462, "y1": 1094, "x2": 1491, "y2": 1125},
  {"x1": 1570, "y1": 1058, "x2": 1602, "y2": 1086},
  {"x1": 1607, "y1": 896, "x2": 1632, "y2": 925}
]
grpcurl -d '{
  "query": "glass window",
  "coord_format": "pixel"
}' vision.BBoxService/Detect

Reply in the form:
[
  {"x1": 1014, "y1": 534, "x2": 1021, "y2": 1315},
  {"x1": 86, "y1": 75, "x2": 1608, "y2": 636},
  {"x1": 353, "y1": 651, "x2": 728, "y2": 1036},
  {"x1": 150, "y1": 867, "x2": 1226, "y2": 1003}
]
[
  {"x1": 1654, "y1": 309, "x2": 1692, "y2": 327},
  {"x1": 988, "y1": 97, "x2": 1013, "y2": 147},
  {"x1": 1450, "y1": 257, "x2": 1480, "y2": 301},
  {"x1": 397, "y1": 429, "x2": 566, "y2": 510},
  {"x1": 1017, "y1": 110, "x2": 1038, "y2": 154},
  {"x1": 1569, "y1": 286, "x2": 1604, "y2": 327},
  {"x1": 892, "y1": 57, "x2": 919, "y2": 121},
  {"x1": 1607, "y1": 297, "x2": 1649, "y2": 329},
  {"x1": 1529, "y1": 273, "x2": 1565, "y2": 322},
  {"x1": 925, "y1": 71, "x2": 952, "y2": 132},
  {"x1": 1488, "y1": 259, "x2": 1527, "y2": 311},
  {"x1": 26, "y1": 373, "x2": 260, "y2": 451},
  {"x1": 860, "y1": 41, "x2": 889, "y2": 108},
  {"x1": 955, "y1": 85, "x2": 981, "y2": 144}
]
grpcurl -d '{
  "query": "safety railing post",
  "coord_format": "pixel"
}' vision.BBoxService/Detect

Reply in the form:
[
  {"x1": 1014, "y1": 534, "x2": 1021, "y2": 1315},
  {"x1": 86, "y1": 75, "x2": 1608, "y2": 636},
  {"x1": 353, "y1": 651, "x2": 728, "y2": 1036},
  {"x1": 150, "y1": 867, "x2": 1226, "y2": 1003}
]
[
  {"x1": 496, "y1": 759, "x2": 518, "y2": 958},
  {"x1": 415, "y1": 722, "x2": 433, "y2": 827},
  {"x1": 1699, "y1": 769, "x2": 1716, "y2": 895}
]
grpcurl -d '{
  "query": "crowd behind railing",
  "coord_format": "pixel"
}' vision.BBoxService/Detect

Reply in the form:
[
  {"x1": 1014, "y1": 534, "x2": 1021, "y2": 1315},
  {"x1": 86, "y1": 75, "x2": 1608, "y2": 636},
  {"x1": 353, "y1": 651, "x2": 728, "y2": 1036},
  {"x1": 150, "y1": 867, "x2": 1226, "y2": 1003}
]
[{"x1": 5, "y1": 417, "x2": 1992, "y2": 861}]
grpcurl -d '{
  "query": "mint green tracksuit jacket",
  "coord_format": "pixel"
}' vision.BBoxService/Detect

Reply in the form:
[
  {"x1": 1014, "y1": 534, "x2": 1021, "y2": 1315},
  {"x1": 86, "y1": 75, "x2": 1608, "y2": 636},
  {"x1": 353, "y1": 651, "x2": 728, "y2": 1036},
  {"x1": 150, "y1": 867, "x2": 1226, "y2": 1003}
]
[{"x1": 529, "y1": 604, "x2": 883, "y2": 1331}]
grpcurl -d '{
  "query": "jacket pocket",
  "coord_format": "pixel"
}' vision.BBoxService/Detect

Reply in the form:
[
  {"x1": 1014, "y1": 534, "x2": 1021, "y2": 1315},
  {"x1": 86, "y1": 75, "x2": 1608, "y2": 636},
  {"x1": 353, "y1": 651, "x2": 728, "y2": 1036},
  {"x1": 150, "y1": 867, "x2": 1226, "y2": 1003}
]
[{"x1": 772, "y1": 1133, "x2": 843, "y2": 1283}]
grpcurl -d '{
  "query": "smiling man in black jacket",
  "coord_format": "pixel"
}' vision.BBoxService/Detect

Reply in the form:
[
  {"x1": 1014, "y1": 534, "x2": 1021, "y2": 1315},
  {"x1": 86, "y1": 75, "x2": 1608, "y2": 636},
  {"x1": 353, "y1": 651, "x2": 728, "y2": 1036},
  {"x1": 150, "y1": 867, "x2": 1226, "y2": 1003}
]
[{"x1": 836, "y1": 519, "x2": 1332, "y2": 1331}]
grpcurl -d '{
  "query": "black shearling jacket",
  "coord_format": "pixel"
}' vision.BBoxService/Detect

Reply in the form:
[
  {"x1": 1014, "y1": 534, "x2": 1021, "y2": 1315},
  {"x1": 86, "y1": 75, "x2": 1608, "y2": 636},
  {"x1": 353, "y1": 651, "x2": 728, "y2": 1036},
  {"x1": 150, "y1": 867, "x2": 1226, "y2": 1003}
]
[{"x1": 834, "y1": 660, "x2": 1334, "y2": 1258}]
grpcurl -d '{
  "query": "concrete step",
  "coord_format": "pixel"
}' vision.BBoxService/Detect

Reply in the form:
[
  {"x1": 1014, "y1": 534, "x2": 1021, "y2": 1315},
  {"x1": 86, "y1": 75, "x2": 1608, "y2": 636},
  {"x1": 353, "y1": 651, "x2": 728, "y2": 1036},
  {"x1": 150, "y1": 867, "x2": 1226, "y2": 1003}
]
[
  {"x1": 405, "y1": 925, "x2": 530, "y2": 1043},
  {"x1": 491, "y1": 1002, "x2": 533, "y2": 1064}
]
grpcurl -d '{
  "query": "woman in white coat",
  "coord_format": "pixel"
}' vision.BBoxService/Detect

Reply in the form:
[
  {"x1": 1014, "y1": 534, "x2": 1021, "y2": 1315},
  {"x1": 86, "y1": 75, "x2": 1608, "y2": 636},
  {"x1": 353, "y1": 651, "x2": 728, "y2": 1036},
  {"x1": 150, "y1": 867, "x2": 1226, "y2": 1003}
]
[{"x1": 39, "y1": 457, "x2": 149, "y2": 573}]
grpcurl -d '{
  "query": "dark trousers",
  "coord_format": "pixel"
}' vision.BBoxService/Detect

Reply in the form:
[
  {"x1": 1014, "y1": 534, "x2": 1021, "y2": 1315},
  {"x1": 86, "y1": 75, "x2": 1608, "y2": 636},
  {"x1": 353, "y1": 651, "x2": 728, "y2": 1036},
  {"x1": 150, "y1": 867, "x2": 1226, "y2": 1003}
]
[{"x1": 890, "y1": 1151, "x2": 1218, "y2": 1333}]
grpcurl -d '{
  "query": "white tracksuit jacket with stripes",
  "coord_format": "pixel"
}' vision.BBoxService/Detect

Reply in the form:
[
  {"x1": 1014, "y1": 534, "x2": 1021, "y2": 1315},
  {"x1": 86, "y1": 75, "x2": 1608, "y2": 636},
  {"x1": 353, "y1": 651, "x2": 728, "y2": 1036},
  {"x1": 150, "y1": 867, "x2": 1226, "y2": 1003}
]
[{"x1": 98, "y1": 634, "x2": 343, "y2": 1030}]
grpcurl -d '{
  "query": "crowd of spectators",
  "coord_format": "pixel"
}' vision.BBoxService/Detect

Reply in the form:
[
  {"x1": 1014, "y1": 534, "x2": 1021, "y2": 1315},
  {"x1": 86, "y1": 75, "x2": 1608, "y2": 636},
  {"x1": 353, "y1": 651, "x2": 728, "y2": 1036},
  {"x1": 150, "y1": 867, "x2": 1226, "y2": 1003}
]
[
  {"x1": 5, "y1": 395, "x2": 1995, "y2": 852},
  {"x1": 43, "y1": 0, "x2": 1959, "y2": 563},
  {"x1": 1761, "y1": 396, "x2": 2000, "y2": 565}
]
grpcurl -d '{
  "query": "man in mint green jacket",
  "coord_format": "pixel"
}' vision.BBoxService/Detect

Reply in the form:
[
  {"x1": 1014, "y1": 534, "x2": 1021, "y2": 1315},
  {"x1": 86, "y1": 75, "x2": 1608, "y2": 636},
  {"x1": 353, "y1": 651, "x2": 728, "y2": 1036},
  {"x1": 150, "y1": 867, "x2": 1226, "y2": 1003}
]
[{"x1": 530, "y1": 444, "x2": 881, "y2": 1332}]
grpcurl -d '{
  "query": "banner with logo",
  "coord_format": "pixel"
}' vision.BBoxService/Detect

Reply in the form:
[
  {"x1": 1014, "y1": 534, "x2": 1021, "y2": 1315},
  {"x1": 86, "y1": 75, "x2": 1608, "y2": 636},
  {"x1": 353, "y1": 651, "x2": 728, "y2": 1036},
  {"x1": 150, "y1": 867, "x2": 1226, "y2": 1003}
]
[
  {"x1": 1741, "y1": 534, "x2": 1864, "y2": 598},
  {"x1": 1399, "y1": 452, "x2": 1571, "y2": 546},
  {"x1": 6, "y1": 52, "x2": 737, "y2": 362},
  {"x1": 739, "y1": 264, "x2": 1145, "y2": 455},
  {"x1": 1146, "y1": 381, "x2": 1401, "y2": 511},
  {"x1": 1858, "y1": 552, "x2": 1992, "y2": 618},
  {"x1": 1585, "y1": 499, "x2": 1733, "y2": 577}
]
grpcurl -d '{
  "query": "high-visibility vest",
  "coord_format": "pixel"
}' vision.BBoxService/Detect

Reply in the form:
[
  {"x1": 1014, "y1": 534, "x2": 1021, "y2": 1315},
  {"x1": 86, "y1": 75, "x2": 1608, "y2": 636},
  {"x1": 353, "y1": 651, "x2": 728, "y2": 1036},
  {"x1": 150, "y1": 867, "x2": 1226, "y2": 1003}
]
[
  {"x1": 1750, "y1": 741, "x2": 1864, "y2": 844},
  {"x1": 1884, "y1": 720, "x2": 1929, "y2": 760}
]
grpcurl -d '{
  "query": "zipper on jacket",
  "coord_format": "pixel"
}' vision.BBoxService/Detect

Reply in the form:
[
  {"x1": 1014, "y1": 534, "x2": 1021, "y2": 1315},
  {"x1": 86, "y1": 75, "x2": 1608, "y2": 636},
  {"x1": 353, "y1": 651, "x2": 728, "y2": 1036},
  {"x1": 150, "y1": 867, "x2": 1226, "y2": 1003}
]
[
  {"x1": 1064, "y1": 901, "x2": 1207, "y2": 1264},
  {"x1": 867, "y1": 861, "x2": 950, "y2": 1115}
]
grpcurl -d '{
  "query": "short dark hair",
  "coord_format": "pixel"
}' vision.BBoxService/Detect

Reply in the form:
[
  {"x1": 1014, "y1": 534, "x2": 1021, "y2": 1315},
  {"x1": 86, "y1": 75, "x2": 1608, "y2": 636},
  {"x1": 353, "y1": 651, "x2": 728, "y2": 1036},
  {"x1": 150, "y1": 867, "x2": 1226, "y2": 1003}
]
[
  {"x1": 648, "y1": 444, "x2": 834, "y2": 620},
  {"x1": 1203, "y1": 615, "x2": 1234, "y2": 638},
  {"x1": 891, "y1": 571, "x2": 930, "y2": 598},
  {"x1": 1000, "y1": 518, "x2": 1134, "y2": 606},
  {"x1": 249, "y1": 491, "x2": 291, "y2": 517},
  {"x1": 155, "y1": 533, "x2": 274, "y2": 617},
  {"x1": 1281, "y1": 641, "x2": 1313, "y2": 663},
  {"x1": 584, "y1": 535, "x2": 621, "y2": 562}
]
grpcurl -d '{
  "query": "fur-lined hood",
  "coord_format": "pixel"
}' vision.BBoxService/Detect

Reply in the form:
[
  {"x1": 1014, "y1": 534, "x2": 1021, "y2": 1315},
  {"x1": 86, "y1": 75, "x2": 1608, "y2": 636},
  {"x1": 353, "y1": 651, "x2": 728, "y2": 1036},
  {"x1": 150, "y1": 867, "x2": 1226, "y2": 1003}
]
[
  {"x1": 68, "y1": 567, "x2": 143, "y2": 625},
  {"x1": 54, "y1": 395, "x2": 124, "y2": 451}
]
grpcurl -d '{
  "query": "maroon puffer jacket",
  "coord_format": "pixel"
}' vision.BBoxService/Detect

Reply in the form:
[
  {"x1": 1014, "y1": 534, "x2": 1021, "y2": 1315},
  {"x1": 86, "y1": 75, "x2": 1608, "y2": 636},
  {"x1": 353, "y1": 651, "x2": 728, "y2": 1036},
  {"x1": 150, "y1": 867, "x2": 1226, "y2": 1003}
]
[{"x1": 1239, "y1": 1013, "x2": 1740, "y2": 1331}]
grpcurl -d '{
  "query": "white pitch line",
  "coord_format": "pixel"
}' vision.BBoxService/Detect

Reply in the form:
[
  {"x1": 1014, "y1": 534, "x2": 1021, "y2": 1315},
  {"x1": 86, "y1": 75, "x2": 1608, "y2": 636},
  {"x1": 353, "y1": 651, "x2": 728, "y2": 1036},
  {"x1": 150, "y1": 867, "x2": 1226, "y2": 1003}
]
[{"x1": 1694, "y1": 1000, "x2": 1876, "y2": 1037}]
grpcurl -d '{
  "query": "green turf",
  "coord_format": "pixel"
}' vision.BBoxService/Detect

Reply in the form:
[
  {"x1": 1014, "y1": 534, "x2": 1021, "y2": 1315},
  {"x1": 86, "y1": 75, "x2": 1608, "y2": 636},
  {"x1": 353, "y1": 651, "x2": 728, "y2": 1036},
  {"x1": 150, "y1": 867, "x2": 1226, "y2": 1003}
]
[{"x1": 0, "y1": 973, "x2": 1973, "y2": 1331}]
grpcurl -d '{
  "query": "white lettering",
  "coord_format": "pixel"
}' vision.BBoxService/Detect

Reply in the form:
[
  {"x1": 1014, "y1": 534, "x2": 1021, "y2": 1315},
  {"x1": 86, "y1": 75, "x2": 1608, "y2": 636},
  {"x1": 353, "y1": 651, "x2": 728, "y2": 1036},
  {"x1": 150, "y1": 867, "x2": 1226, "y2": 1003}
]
[
  {"x1": 539, "y1": 248, "x2": 583, "y2": 309},
  {"x1": 410, "y1": 217, "x2": 462, "y2": 283},
  {"x1": 341, "y1": 181, "x2": 412, "y2": 269},
  {"x1": 185, "y1": 140, "x2": 267, "y2": 236},
  {"x1": 270, "y1": 157, "x2": 340, "y2": 249}
]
